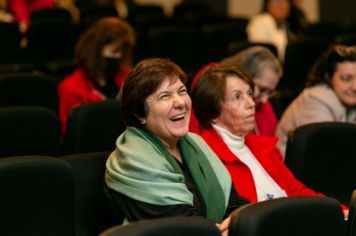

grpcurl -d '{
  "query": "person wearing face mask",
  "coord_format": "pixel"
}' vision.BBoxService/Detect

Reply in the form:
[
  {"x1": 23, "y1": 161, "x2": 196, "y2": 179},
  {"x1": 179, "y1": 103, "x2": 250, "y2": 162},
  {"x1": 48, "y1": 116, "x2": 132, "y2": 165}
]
[
  {"x1": 57, "y1": 17, "x2": 135, "y2": 133},
  {"x1": 190, "y1": 66, "x2": 348, "y2": 216},
  {"x1": 276, "y1": 45, "x2": 356, "y2": 158}
]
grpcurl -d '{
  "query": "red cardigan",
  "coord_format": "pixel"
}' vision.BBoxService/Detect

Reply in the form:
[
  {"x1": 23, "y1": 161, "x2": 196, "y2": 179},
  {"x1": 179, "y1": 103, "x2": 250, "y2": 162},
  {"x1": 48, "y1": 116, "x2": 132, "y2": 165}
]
[
  {"x1": 57, "y1": 66, "x2": 130, "y2": 133},
  {"x1": 199, "y1": 127, "x2": 324, "y2": 202}
]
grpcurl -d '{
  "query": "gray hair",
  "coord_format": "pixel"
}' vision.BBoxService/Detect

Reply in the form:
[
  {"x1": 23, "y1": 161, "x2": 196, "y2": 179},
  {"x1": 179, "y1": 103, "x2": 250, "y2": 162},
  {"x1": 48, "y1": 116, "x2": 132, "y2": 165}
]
[{"x1": 221, "y1": 46, "x2": 282, "y2": 80}]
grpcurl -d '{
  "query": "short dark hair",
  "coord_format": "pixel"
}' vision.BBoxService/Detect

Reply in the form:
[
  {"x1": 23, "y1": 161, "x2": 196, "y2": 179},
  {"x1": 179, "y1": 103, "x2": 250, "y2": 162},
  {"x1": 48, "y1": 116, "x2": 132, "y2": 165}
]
[
  {"x1": 191, "y1": 66, "x2": 254, "y2": 129},
  {"x1": 120, "y1": 58, "x2": 187, "y2": 127},
  {"x1": 306, "y1": 44, "x2": 356, "y2": 87}
]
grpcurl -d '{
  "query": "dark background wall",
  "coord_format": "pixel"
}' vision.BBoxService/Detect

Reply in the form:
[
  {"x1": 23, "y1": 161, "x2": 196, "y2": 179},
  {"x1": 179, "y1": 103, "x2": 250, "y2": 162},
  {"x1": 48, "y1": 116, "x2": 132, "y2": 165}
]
[
  {"x1": 316, "y1": 0, "x2": 356, "y2": 28},
  {"x1": 183, "y1": 0, "x2": 227, "y2": 16}
]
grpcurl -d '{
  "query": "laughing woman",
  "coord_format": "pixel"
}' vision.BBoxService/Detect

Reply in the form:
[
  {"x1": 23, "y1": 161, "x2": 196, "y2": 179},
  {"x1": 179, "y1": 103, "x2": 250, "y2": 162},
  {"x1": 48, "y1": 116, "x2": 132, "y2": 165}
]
[{"x1": 105, "y1": 58, "x2": 249, "y2": 235}]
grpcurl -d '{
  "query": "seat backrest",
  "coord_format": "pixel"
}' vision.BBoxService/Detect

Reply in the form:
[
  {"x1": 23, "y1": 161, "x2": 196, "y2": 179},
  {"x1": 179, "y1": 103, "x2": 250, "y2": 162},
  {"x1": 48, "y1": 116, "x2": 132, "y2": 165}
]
[
  {"x1": 99, "y1": 216, "x2": 221, "y2": 236},
  {"x1": 229, "y1": 196, "x2": 345, "y2": 236},
  {"x1": 62, "y1": 99, "x2": 126, "y2": 155},
  {"x1": 0, "y1": 22, "x2": 23, "y2": 65},
  {"x1": 0, "y1": 73, "x2": 59, "y2": 112},
  {"x1": 278, "y1": 37, "x2": 329, "y2": 96},
  {"x1": 0, "y1": 155, "x2": 75, "y2": 236},
  {"x1": 300, "y1": 22, "x2": 345, "y2": 43},
  {"x1": 128, "y1": 4, "x2": 165, "y2": 23},
  {"x1": 0, "y1": 106, "x2": 61, "y2": 158},
  {"x1": 79, "y1": 6, "x2": 118, "y2": 33},
  {"x1": 62, "y1": 151, "x2": 122, "y2": 236},
  {"x1": 172, "y1": 2, "x2": 211, "y2": 22},
  {"x1": 27, "y1": 8, "x2": 76, "y2": 63},
  {"x1": 285, "y1": 122, "x2": 356, "y2": 204},
  {"x1": 347, "y1": 189, "x2": 356, "y2": 236},
  {"x1": 200, "y1": 18, "x2": 248, "y2": 63},
  {"x1": 145, "y1": 24, "x2": 203, "y2": 73}
]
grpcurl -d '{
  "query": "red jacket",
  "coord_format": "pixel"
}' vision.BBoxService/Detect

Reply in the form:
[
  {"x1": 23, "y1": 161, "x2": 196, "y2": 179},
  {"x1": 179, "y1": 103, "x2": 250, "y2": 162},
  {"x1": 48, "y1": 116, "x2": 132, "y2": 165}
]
[
  {"x1": 57, "y1": 66, "x2": 130, "y2": 133},
  {"x1": 199, "y1": 127, "x2": 324, "y2": 202},
  {"x1": 8, "y1": 0, "x2": 55, "y2": 24},
  {"x1": 255, "y1": 101, "x2": 278, "y2": 136}
]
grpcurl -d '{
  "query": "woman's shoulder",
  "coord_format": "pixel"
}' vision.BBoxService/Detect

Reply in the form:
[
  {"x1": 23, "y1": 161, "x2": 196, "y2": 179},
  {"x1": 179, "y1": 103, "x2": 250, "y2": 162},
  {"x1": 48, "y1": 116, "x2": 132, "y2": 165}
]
[
  {"x1": 300, "y1": 85, "x2": 342, "y2": 108},
  {"x1": 186, "y1": 132, "x2": 207, "y2": 146},
  {"x1": 277, "y1": 85, "x2": 345, "y2": 132},
  {"x1": 186, "y1": 132, "x2": 221, "y2": 159},
  {"x1": 304, "y1": 84, "x2": 334, "y2": 96},
  {"x1": 59, "y1": 67, "x2": 89, "y2": 88}
]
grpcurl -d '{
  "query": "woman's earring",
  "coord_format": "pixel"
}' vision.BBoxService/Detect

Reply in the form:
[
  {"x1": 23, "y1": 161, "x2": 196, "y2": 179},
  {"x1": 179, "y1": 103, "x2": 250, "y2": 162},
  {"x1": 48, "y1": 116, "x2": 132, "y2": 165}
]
[{"x1": 139, "y1": 118, "x2": 146, "y2": 125}]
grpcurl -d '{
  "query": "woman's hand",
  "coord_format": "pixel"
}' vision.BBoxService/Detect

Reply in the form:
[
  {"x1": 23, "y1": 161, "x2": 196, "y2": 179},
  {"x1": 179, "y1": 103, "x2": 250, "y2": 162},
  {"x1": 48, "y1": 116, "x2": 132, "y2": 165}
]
[{"x1": 216, "y1": 216, "x2": 231, "y2": 236}]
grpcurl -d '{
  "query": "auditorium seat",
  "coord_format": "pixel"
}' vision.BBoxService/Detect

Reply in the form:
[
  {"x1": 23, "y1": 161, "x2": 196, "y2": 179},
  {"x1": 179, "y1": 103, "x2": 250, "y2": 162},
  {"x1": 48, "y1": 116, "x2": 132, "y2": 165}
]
[
  {"x1": 200, "y1": 17, "x2": 248, "y2": 63},
  {"x1": 285, "y1": 122, "x2": 356, "y2": 204},
  {"x1": 0, "y1": 155, "x2": 75, "y2": 236},
  {"x1": 62, "y1": 99, "x2": 126, "y2": 155},
  {"x1": 62, "y1": 151, "x2": 122, "y2": 236},
  {"x1": 0, "y1": 22, "x2": 28, "y2": 73},
  {"x1": 0, "y1": 107, "x2": 61, "y2": 158},
  {"x1": 229, "y1": 196, "x2": 345, "y2": 236},
  {"x1": 277, "y1": 37, "x2": 330, "y2": 101},
  {"x1": 27, "y1": 8, "x2": 76, "y2": 67},
  {"x1": 99, "y1": 216, "x2": 221, "y2": 236},
  {"x1": 144, "y1": 24, "x2": 203, "y2": 74},
  {"x1": 0, "y1": 73, "x2": 59, "y2": 112}
]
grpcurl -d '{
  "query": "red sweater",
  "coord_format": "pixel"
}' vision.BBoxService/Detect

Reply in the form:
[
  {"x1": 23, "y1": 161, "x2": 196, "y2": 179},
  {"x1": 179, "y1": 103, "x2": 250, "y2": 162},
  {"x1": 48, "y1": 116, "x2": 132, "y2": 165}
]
[
  {"x1": 57, "y1": 66, "x2": 130, "y2": 133},
  {"x1": 199, "y1": 127, "x2": 324, "y2": 202}
]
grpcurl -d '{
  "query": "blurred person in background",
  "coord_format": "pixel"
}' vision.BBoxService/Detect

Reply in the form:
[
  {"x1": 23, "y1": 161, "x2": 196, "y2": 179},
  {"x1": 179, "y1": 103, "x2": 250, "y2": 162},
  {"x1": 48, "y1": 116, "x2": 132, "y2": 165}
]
[
  {"x1": 247, "y1": 0, "x2": 292, "y2": 61},
  {"x1": 0, "y1": 0, "x2": 14, "y2": 22},
  {"x1": 7, "y1": 0, "x2": 80, "y2": 32},
  {"x1": 276, "y1": 44, "x2": 356, "y2": 158},
  {"x1": 7, "y1": 0, "x2": 56, "y2": 32},
  {"x1": 57, "y1": 17, "x2": 135, "y2": 133}
]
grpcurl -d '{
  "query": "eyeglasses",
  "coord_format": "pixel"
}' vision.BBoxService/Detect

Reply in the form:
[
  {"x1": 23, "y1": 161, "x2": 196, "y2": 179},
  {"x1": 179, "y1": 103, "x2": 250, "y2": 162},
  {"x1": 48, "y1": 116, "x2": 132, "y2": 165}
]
[{"x1": 254, "y1": 85, "x2": 276, "y2": 99}]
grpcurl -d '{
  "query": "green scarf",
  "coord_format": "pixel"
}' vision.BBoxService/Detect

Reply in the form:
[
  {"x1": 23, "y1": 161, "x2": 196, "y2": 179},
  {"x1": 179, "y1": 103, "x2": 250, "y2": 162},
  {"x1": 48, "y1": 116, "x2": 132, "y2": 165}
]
[{"x1": 105, "y1": 127, "x2": 231, "y2": 222}]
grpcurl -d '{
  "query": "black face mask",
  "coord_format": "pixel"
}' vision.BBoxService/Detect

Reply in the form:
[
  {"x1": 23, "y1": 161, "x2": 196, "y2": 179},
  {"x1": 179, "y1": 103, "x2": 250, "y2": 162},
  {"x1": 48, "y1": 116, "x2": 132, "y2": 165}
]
[{"x1": 104, "y1": 57, "x2": 121, "y2": 81}]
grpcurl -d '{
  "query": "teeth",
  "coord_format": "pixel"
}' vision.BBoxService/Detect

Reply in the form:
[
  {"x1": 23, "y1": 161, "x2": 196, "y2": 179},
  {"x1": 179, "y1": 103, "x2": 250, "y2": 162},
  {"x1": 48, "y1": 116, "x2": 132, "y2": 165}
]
[{"x1": 171, "y1": 114, "x2": 185, "y2": 120}]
